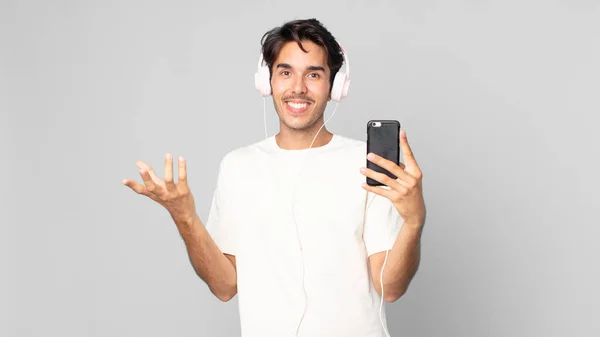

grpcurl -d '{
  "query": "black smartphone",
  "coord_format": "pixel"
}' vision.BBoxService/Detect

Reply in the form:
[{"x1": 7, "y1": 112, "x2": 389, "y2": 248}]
[{"x1": 366, "y1": 120, "x2": 401, "y2": 186}]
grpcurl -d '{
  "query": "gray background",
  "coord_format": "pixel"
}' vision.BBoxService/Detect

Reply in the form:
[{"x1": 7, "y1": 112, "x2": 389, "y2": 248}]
[{"x1": 2, "y1": 0, "x2": 599, "y2": 336}]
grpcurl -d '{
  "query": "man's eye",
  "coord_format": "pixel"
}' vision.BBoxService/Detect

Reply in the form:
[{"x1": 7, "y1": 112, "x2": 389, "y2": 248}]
[
  {"x1": 281, "y1": 70, "x2": 290, "y2": 76},
  {"x1": 308, "y1": 73, "x2": 320, "y2": 78}
]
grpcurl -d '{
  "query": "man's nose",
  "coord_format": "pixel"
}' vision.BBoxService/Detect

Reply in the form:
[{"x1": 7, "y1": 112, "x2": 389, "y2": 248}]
[{"x1": 292, "y1": 75, "x2": 307, "y2": 94}]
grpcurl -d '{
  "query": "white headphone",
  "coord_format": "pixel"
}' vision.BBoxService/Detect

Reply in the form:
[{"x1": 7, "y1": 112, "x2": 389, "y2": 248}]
[{"x1": 254, "y1": 43, "x2": 351, "y2": 102}]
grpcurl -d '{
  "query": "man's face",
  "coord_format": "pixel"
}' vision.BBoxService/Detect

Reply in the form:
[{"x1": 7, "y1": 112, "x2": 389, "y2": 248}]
[{"x1": 270, "y1": 40, "x2": 331, "y2": 132}]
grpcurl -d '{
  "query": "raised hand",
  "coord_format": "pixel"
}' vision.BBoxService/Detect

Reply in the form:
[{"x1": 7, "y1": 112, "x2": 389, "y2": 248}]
[
  {"x1": 360, "y1": 129, "x2": 426, "y2": 228},
  {"x1": 122, "y1": 153, "x2": 197, "y2": 226}
]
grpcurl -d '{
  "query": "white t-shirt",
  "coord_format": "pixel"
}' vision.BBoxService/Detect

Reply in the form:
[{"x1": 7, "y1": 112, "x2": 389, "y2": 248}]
[{"x1": 205, "y1": 134, "x2": 403, "y2": 337}]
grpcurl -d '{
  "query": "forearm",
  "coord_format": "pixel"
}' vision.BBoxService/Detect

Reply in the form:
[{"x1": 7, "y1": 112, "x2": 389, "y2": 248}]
[
  {"x1": 175, "y1": 214, "x2": 237, "y2": 301},
  {"x1": 382, "y1": 222, "x2": 423, "y2": 301}
]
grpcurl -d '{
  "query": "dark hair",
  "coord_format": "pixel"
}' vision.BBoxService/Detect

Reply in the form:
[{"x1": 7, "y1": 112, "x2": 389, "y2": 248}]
[{"x1": 260, "y1": 18, "x2": 344, "y2": 89}]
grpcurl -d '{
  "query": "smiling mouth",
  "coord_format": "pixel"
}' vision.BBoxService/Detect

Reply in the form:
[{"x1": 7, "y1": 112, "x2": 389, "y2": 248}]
[
  {"x1": 287, "y1": 101, "x2": 309, "y2": 109},
  {"x1": 285, "y1": 100, "x2": 312, "y2": 114}
]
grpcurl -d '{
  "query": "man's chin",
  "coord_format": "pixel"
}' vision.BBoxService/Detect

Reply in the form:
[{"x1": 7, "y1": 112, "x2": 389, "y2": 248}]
[
  {"x1": 283, "y1": 122, "x2": 309, "y2": 131},
  {"x1": 276, "y1": 107, "x2": 324, "y2": 131},
  {"x1": 279, "y1": 118, "x2": 306, "y2": 130},
  {"x1": 282, "y1": 117, "x2": 322, "y2": 132}
]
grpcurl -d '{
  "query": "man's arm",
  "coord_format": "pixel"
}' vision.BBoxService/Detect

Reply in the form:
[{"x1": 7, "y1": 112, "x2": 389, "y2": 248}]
[
  {"x1": 176, "y1": 213, "x2": 238, "y2": 302},
  {"x1": 361, "y1": 129, "x2": 426, "y2": 303},
  {"x1": 369, "y1": 222, "x2": 423, "y2": 302},
  {"x1": 123, "y1": 154, "x2": 237, "y2": 302}
]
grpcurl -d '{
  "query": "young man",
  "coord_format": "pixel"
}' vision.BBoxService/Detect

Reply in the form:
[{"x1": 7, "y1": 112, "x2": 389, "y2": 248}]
[{"x1": 123, "y1": 18, "x2": 426, "y2": 337}]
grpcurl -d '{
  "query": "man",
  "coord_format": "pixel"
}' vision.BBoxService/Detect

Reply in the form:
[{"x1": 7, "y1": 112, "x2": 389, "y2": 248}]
[{"x1": 122, "y1": 18, "x2": 426, "y2": 337}]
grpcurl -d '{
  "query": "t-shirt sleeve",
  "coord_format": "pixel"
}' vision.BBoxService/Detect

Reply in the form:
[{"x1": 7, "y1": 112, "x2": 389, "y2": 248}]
[
  {"x1": 363, "y1": 190, "x2": 404, "y2": 257},
  {"x1": 204, "y1": 155, "x2": 237, "y2": 256}
]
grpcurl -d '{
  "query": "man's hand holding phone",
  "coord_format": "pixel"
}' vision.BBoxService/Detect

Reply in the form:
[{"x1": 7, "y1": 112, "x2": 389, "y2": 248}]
[
  {"x1": 122, "y1": 153, "x2": 197, "y2": 227},
  {"x1": 360, "y1": 130, "x2": 426, "y2": 229}
]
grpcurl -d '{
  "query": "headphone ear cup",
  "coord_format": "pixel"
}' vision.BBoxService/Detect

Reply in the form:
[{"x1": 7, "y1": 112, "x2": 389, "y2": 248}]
[
  {"x1": 255, "y1": 65, "x2": 271, "y2": 96},
  {"x1": 330, "y1": 71, "x2": 347, "y2": 102},
  {"x1": 342, "y1": 77, "x2": 351, "y2": 98}
]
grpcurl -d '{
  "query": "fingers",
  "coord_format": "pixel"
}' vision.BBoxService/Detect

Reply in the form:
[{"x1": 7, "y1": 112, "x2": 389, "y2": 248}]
[
  {"x1": 360, "y1": 166, "x2": 409, "y2": 191},
  {"x1": 366, "y1": 152, "x2": 414, "y2": 185},
  {"x1": 126, "y1": 154, "x2": 188, "y2": 196},
  {"x1": 136, "y1": 160, "x2": 161, "y2": 183},
  {"x1": 139, "y1": 168, "x2": 158, "y2": 193},
  {"x1": 178, "y1": 156, "x2": 188, "y2": 189},
  {"x1": 400, "y1": 129, "x2": 413, "y2": 159},
  {"x1": 400, "y1": 129, "x2": 420, "y2": 176},
  {"x1": 361, "y1": 181, "x2": 395, "y2": 200},
  {"x1": 164, "y1": 153, "x2": 176, "y2": 191},
  {"x1": 122, "y1": 178, "x2": 146, "y2": 195}
]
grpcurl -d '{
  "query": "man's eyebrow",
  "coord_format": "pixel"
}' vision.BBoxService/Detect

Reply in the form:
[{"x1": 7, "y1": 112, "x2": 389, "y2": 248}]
[
  {"x1": 307, "y1": 65, "x2": 325, "y2": 72},
  {"x1": 275, "y1": 63, "x2": 326, "y2": 72},
  {"x1": 275, "y1": 63, "x2": 292, "y2": 69}
]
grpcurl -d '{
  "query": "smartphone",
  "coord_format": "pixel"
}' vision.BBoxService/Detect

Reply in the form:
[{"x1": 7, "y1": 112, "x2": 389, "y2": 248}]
[{"x1": 366, "y1": 120, "x2": 401, "y2": 186}]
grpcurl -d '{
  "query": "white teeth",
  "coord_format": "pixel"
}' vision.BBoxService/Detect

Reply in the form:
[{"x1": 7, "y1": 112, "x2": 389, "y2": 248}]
[{"x1": 287, "y1": 102, "x2": 308, "y2": 109}]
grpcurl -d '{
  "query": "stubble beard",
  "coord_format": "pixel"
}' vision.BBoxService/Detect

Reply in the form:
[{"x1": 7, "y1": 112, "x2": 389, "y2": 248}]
[{"x1": 277, "y1": 103, "x2": 326, "y2": 133}]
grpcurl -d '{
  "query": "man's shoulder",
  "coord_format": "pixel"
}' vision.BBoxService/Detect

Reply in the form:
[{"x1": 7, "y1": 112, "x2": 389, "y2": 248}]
[
  {"x1": 219, "y1": 134, "x2": 366, "y2": 165},
  {"x1": 334, "y1": 134, "x2": 366, "y2": 148},
  {"x1": 219, "y1": 137, "x2": 273, "y2": 166},
  {"x1": 330, "y1": 134, "x2": 367, "y2": 157}
]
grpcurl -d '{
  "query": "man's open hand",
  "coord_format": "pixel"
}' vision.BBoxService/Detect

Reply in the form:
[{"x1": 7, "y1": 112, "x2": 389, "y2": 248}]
[{"x1": 122, "y1": 153, "x2": 197, "y2": 225}]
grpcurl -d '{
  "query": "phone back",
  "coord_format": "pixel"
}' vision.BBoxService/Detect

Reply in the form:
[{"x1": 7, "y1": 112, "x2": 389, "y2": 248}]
[{"x1": 367, "y1": 120, "x2": 400, "y2": 186}]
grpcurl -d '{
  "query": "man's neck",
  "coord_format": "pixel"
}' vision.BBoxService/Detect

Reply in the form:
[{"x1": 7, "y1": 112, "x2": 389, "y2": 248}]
[{"x1": 274, "y1": 127, "x2": 334, "y2": 150}]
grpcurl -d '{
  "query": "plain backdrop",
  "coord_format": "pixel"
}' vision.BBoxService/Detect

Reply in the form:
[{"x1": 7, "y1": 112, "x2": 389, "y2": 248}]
[{"x1": 2, "y1": 0, "x2": 599, "y2": 336}]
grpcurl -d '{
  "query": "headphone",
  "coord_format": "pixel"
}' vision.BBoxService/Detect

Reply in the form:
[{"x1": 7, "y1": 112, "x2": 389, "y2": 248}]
[{"x1": 254, "y1": 43, "x2": 351, "y2": 102}]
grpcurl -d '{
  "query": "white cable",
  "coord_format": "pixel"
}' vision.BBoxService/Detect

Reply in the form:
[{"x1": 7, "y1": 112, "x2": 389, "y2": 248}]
[
  {"x1": 379, "y1": 204, "x2": 394, "y2": 337},
  {"x1": 263, "y1": 98, "x2": 392, "y2": 336},
  {"x1": 292, "y1": 101, "x2": 340, "y2": 337},
  {"x1": 263, "y1": 96, "x2": 268, "y2": 139},
  {"x1": 380, "y1": 249, "x2": 391, "y2": 337}
]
